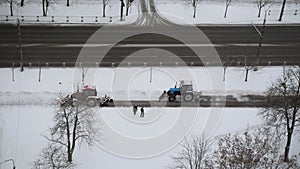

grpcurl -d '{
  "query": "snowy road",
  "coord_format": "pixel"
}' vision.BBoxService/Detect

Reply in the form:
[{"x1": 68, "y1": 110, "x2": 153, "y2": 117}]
[{"x1": 0, "y1": 24, "x2": 299, "y2": 68}]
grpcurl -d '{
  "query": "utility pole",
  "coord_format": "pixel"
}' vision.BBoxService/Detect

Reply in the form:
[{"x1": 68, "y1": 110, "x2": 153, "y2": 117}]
[
  {"x1": 253, "y1": 11, "x2": 267, "y2": 68},
  {"x1": 17, "y1": 19, "x2": 24, "y2": 72}
]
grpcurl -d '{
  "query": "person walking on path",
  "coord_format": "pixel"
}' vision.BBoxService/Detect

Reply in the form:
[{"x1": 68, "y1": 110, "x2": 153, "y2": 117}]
[
  {"x1": 133, "y1": 105, "x2": 138, "y2": 115},
  {"x1": 140, "y1": 107, "x2": 145, "y2": 117}
]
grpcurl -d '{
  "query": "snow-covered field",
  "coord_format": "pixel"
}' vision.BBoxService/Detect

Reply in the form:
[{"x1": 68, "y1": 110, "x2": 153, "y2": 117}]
[
  {"x1": 1, "y1": 106, "x2": 299, "y2": 169},
  {"x1": 0, "y1": 66, "x2": 299, "y2": 168},
  {"x1": 0, "y1": 106, "x2": 262, "y2": 169},
  {"x1": 156, "y1": 0, "x2": 300, "y2": 24}
]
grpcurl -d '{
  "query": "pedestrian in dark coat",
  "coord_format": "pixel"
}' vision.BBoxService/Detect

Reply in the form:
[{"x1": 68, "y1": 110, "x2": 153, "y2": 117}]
[
  {"x1": 140, "y1": 107, "x2": 145, "y2": 117},
  {"x1": 133, "y1": 105, "x2": 138, "y2": 115}
]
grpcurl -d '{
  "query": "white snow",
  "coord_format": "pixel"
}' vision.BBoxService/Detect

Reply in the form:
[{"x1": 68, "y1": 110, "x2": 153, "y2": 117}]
[
  {"x1": 1, "y1": 106, "x2": 298, "y2": 169},
  {"x1": 0, "y1": 66, "x2": 299, "y2": 168},
  {"x1": 0, "y1": 0, "x2": 139, "y2": 24},
  {"x1": 155, "y1": 0, "x2": 300, "y2": 25},
  {"x1": 0, "y1": 66, "x2": 284, "y2": 105},
  {"x1": 0, "y1": 106, "x2": 261, "y2": 169}
]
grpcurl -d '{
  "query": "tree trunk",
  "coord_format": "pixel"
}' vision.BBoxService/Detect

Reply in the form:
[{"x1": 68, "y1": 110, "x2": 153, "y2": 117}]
[
  {"x1": 224, "y1": 5, "x2": 229, "y2": 18},
  {"x1": 193, "y1": 4, "x2": 196, "y2": 18},
  {"x1": 67, "y1": 152, "x2": 72, "y2": 162},
  {"x1": 257, "y1": 0, "x2": 262, "y2": 17},
  {"x1": 192, "y1": 0, "x2": 196, "y2": 18},
  {"x1": 10, "y1": 0, "x2": 13, "y2": 16},
  {"x1": 284, "y1": 130, "x2": 292, "y2": 162},
  {"x1": 67, "y1": 0, "x2": 70, "y2": 6},
  {"x1": 223, "y1": 67, "x2": 227, "y2": 81},
  {"x1": 103, "y1": 3, "x2": 106, "y2": 17},
  {"x1": 258, "y1": 6, "x2": 262, "y2": 17},
  {"x1": 126, "y1": 0, "x2": 131, "y2": 16},
  {"x1": 20, "y1": 0, "x2": 24, "y2": 6},
  {"x1": 245, "y1": 69, "x2": 249, "y2": 82},
  {"x1": 42, "y1": 0, "x2": 46, "y2": 16},
  {"x1": 279, "y1": 0, "x2": 286, "y2": 21},
  {"x1": 120, "y1": 0, "x2": 124, "y2": 21}
]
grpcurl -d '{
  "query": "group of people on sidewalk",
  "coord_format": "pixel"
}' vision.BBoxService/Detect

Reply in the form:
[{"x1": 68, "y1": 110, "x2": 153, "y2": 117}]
[{"x1": 133, "y1": 105, "x2": 145, "y2": 117}]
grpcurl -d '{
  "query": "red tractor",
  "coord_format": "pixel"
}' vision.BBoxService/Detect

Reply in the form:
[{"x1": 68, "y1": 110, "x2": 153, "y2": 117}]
[{"x1": 70, "y1": 85, "x2": 113, "y2": 107}]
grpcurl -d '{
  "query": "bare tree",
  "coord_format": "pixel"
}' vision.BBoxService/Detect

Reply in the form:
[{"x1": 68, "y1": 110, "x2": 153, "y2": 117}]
[
  {"x1": 42, "y1": 0, "x2": 49, "y2": 16},
  {"x1": 66, "y1": 0, "x2": 69, "y2": 6},
  {"x1": 224, "y1": 0, "x2": 231, "y2": 18},
  {"x1": 120, "y1": 0, "x2": 125, "y2": 21},
  {"x1": 222, "y1": 56, "x2": 235, "y2": 82},
  {"x1": 192, "y1": 0, "x2": 198, "y2": 18},
  {"x1": 260, "y1": 67, "x2": 300, "y2": 162},
  {"x1": 33, "y1": 144, "x2": 75, "y2": 169},
  {"x1": 213, "y1": 127, "x2": 299, "y2": 168},
  {"x1": 33, "y1": 97, "x2": 100, "y2": 168},
  {"x1": 169, "y1": 135, "x2": 212, "y2": 169},
  {"x1": 256, "y1": 0, "x2": 272, "y2": 17},
  {"x1": 20, "y1": 0, "x2": 24, "y2": 6},
  {"x1": 102, "y1": 0, "x2": 111, "y2": 17},
  {"x1": 242, "y1": 57, "x2": 257, "y2": 82},
  {"x1": 125, "y1": 0, "x2": 134, "y2": 16},
  {"x1": 9, "y1": 0, "x2": 13, "y2": 16}
]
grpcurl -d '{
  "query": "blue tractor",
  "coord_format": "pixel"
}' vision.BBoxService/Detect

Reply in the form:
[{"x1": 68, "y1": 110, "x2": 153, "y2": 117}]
[{"x1": 167, "y1": 81, "x2": 194, "y2": 102}]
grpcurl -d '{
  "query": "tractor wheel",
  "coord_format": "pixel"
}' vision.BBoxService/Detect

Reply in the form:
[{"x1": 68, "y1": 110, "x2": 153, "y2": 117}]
[
  {"x1": 168, "y1": 96, "x2": 176, "y2": 102},
  {"x1": 86, "y1": 98, "x2": 97, "y2": 107},
  {"x1": 183, "y1": 93, "x2": 194, "y2": 102}
]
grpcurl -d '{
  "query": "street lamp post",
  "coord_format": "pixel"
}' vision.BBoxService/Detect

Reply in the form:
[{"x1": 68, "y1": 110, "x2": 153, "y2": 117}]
[
  {"x1": 252, "y1": 10, "x2": 268, "y2": 68},
  {"x1": 256, "y1": 11, "x2": 267, "y2": 67},
  {"x1": 17, "y1": 18, "x2": 24, "y2": 72}
]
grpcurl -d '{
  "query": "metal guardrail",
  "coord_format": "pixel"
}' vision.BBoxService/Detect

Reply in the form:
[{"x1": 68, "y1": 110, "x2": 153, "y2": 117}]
[
  {"x1": 5, "y1": 60, "x2": 298, "y2": 69},
  {"x1": 0, "y1": 15, "x2": 122, "y2": 24}
]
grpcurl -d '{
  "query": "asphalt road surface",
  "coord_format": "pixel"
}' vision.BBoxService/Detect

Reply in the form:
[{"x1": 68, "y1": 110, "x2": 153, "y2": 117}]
[{"x1": 0, "y1": 0, "x2": 299, "y2": 68}]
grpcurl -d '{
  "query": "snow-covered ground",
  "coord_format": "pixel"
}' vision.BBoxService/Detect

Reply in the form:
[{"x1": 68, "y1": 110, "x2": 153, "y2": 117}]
[
  {"x1": 156, "y1": 0, "x2": 300, "y2": 24},
  {"x1": 0, "y1": 106, "x2": 299, "y2": 169},
  {"x1": 0, "y1": 0, "x2": 299, "y2": 24},
  {"x1": 0, "y1": 66, "x2": 299, "y2": 168},
  {"x1": 0, "y1": 0, "x2": 139, "y2": 24},
  {"x1": 0, "y1": 66, "x2": 284, "y2": 105},
  {"x1": 0, "y1": 106, "x2": 263, "y2": 169}
]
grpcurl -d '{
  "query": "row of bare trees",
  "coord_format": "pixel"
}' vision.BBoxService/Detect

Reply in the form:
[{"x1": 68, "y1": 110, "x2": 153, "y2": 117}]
[
  {"x1": 170, "y1": 67, "x2": 300, "y2": 168},
  {"x1": 5, "y1": 0, "x2": 135, "y2": 18},
  {"x1": 188, "y1": 0, "x2": 297, "y2": 21}
]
